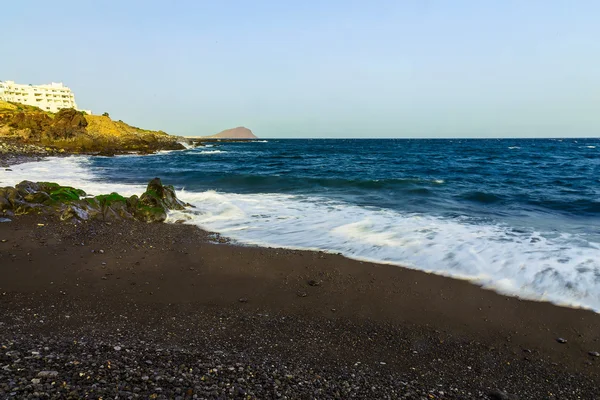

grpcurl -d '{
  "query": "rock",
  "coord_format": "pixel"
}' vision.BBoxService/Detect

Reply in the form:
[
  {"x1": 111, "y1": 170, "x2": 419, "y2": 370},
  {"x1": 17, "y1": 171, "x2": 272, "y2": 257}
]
[
  {"x1": 15, "y1": 180, "x2": 41, "y2": 196},
  {"x1": 24, "y1": 191, "x2": 51, "y2": 204},
  {"x1": 37, "y1": 370, "x2": 59, "y2": 378},
  {"x1": 0, "y1": 195, "x2": 11, "y2": 211},
  {"x1": 589, "y1": 351, "x2": 600, "y2": 357},
  {"x1": 307, "y1": 279, "x2": 321, "y2": 287},
  {"x1": 142, "y1": 178, "x2": 186, "y2": 211},
  {"x1": 0, "y1": 178, "x2": 188, "y2": 224},
  {"x1": 238, "y1": 297, "x2": 248, "y2": 303},
  {"x1": 0, "y1": 187, "x2": 20, "y2": 205},
  {"x1": 488, "y1": 390, "x2": 519, "y2": 400},
  {"x1": 556, "y1": 338, "x2": 567, "y2": 344},
  {"x1": 132, "y1": 178, "x2": 186, "y2": 223},
  {"x1": 45, "y1": 108, "x2": 88, "y2": 140}
]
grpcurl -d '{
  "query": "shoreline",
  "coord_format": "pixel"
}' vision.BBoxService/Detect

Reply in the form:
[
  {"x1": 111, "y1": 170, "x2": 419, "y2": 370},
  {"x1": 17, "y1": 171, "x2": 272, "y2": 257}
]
[
  {"x1": 1, "y1": 215, "x2": 599, "y2": 398},
  {"x1": 2, "y1": 153, "x2": 600, "y2": 314}
]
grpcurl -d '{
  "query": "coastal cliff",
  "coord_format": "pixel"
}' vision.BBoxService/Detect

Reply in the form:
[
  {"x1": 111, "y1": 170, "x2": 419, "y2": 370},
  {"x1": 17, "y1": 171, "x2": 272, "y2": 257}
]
[{"x1": 0, "y1": 101, "x2": 184, "y2": 155}]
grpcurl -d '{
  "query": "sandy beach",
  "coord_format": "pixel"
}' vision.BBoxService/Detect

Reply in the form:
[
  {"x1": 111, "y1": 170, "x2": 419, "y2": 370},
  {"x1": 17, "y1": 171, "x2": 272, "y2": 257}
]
[{"x1": 1, "y1": 214, "x2": 599, "y2": 399}]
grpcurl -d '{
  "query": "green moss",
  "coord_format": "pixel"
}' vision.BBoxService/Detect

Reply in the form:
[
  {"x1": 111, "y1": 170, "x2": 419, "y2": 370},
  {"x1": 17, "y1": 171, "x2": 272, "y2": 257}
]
[
  {"x1": 95, "y1": 192, "x2": 127, "y2": 206},
  {"x1": 137, "y1": 204, "x2": 163, "y2": 213},
  {"x1": 144, "y1": 188, "x2": 160, "y2": 198},
  {"x1": 48, "y1": 187, "x2": 84, "y2": 202},
  {"x1": 35, "y1": 183, "x2": 86, "y2": 203}
]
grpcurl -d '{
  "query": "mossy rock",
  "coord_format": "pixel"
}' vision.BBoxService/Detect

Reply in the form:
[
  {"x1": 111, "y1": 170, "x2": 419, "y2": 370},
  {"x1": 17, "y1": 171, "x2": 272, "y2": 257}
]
[
  {"x1": 24, "y1": 191, "x2": 51, "y2": 204},
  {"x1": 133, "y1": 204, "x2": 167, "y2": 223},
  {"x1": 38, "y1": 182, "x2": 61, "y2": 191},
  {"x1": 36, "y1": 182, "x2": 86, "y2": 202},
  {"x1": 48, "y1": 187, "x2": 86, "y2": 202},
  {"x1": 141, "y1": 178, "x2": 186, "y2": 211},
  {"x1": 95, "y1": 192, "x2": 127, "y2": 206}
]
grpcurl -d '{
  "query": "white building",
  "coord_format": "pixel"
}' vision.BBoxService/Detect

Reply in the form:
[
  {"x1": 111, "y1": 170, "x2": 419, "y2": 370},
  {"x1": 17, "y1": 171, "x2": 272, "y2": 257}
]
[{"x1": 0, "y1": 80, "x2": 91, "y2": 114}]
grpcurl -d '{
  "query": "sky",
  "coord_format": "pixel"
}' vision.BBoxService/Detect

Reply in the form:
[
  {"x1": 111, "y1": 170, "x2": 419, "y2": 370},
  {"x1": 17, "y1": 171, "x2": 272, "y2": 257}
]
[{"x1": 2, "y1": 1, "x2": 599, "y2": 138}]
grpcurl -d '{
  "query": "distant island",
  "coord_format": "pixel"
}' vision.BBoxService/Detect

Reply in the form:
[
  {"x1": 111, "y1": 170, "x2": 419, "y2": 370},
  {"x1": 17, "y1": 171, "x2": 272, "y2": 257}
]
[
  {"x1": 185, "y1": 126, "x2": 258, "y2": 140},
  {"x1": 201, "y1": 126, "x2": 257, "y2": 140}
]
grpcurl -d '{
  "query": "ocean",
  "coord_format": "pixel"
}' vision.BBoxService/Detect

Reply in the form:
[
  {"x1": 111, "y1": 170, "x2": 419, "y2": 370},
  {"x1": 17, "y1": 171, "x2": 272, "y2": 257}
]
[{"x1": 2, "y1": 138, "x2": 600, "y2": 311}]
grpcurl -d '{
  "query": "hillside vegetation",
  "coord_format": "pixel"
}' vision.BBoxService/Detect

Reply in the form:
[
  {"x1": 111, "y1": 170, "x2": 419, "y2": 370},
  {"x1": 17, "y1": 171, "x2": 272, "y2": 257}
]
[{"x1": 0, "y1": 101, "x2": 183, "y2": 154}]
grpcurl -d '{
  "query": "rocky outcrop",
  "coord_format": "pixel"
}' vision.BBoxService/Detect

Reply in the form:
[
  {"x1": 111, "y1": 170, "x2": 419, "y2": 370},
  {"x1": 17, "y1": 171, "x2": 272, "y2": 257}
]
[
  {"x1": 0, "y1": 100, "x2": 185, "y2": 154},
  {"x1": 2, "y1": 108, "x2": 87, "y2": 141},
  {"x1": 0, "y1": 178, "x2": 189, "y2": 223}
]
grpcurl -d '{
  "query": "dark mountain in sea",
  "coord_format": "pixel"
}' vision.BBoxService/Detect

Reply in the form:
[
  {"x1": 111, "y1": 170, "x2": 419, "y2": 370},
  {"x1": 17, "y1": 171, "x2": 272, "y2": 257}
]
[{"x1": 205, "y1": 127, "x2": 257, "y2": 139}]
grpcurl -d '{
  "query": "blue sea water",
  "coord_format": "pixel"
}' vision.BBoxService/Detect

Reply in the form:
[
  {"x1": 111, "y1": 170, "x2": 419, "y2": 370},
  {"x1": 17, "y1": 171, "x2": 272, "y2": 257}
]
[{"x1": 3, "y1": 138, "x2": 600, "y2": 310}]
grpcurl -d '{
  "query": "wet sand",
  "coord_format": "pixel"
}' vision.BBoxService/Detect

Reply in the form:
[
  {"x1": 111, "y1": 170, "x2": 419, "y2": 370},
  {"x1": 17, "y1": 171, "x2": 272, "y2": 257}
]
[{"x1": 1, "y1": 215, "x2": 599, "y2": 399}]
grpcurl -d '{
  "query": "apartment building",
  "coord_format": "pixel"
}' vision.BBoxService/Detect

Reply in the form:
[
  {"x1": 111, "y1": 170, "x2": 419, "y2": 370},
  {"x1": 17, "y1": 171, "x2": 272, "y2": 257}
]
[{"x1": 0, "y1": 80, "x2": 91, "y2": 114}]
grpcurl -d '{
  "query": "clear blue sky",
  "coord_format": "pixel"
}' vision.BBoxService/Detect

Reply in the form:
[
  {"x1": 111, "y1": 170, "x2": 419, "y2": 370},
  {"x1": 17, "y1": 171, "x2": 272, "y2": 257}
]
[{"x1": 2, "y1": 1, "x2": 599, "y2": 138}]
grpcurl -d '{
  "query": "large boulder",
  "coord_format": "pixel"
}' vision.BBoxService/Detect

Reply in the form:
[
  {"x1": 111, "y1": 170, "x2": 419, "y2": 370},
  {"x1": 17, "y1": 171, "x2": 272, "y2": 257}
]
[
  {"x1": 140, "y1": 178, "x2": 187, "y2": 211},
  {"x1": 129, "y1": 194, "x2": 167, "y2": 223}
]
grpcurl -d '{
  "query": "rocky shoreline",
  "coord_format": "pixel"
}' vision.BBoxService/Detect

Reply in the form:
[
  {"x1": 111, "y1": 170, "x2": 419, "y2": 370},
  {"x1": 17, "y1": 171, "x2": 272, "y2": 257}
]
[
  {"x1": 0, "y1": 177, "x2": 189, "y2": 224},
  {"x1": 0, "y1": 140, "x2": 66, "y2": 168}
]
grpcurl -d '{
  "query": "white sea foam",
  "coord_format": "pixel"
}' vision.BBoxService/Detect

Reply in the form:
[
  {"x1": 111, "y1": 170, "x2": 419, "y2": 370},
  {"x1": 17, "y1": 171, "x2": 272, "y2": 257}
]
[
  {"x1": 256, "y1": 140, "x2": 269, "y2": 143},
  {"x1": 586, "y1": 146, "x2": 596, "y2": 149},
  {"x1": 177, "y1": 141, "x2": 194, "y2": 150},
  {"x1": 3, "y1": 156, "x2": 600, "y2": 312},
  {"x1": 508, "y1": 146, "x2": 520, "y2": 149},
  {"x1": 192, "y1": 150, "x2": 226, "y2": 155},
  {"x1": 0, "y1": 156, "x2": 145, "y2": 197}
]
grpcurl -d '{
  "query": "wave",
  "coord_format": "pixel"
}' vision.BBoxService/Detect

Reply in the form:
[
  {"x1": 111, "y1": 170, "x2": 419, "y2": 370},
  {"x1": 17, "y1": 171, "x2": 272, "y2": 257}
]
[
  {"x1": 207, "y1": 174, "x2": 446, "y2": 191},
  {"x1": 508, "y1": 146, "x2": 521, "y2": 149},
  {"x1": 4, "y1": 156, "x2": 600, "y2": 313},
  {"x1": 177, "y1": 141, "x2": 194, "y2": 150},
  {"x1": 192, "y1": 150, "x2": 226, "y2": 155}
]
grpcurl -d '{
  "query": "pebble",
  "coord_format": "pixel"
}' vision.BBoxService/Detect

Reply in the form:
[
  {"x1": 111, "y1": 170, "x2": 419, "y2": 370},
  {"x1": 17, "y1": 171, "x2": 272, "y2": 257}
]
[
  {"x1": 556, "y1": 338, "x2": 567, "y2": 344},
  {"x1": 589, "y1": 351, "x2": 600, "y2": 357},
  {"x1": 238, "y1": 298, "x2": 248, "y2": 303},
  {"x1": 37, "y1": 370, "x2": 59, "y2": 378},
  {"x1": 114, "y1": 346, "x2": 122, "y2": 351}
]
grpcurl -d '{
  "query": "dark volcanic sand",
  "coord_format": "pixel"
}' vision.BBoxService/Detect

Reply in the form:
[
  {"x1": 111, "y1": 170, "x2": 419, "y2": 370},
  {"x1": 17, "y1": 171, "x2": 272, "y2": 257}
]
[{"x1": 0, "y1": 216, "x2": 599, "y2": 399}]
